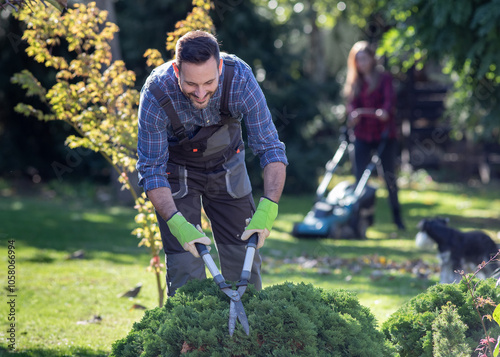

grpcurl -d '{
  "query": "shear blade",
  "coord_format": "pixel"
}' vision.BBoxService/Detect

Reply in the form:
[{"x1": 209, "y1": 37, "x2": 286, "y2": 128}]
[
  {"x1": 237, "y1": 285, "x2": 247, "y2": 296},
  {"x1": 221, "y1": 288, "x2": 234, "y2": 299},
  {"x1": 228, "y1": 301, "x2": 237, "y2": 336},
  {"x1": 234, "y1": 300, "x2": 250, "y2": 335}
]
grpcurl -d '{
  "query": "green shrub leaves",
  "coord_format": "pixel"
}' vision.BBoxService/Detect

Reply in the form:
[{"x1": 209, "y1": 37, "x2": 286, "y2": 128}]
[
  {"x1": 111, "y1": 280, "x2": 395, "y2": 357},
  {"x1": 382, "y1": 277, "x2": 500, "y2": 357}
]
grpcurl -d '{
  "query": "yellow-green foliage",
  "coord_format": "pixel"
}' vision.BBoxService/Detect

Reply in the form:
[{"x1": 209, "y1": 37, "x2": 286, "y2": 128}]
[
  {"x1": 166, "y1": 0, "x2": 214, "y2": 54},
  {"x1": 143, "y1": 0, "x2": 213, "y2": 67},
  {"x1": 12, "y1": 1, "x2": 138, "y2": 181},
  {"x1": 0, "y1": 0, "x2": 66, "y2": 12}
]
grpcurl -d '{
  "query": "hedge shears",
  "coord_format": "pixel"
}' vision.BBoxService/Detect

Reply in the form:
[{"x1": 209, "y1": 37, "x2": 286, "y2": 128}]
[{"x1": 195, "y1": 233, "x2": 258, "y2": 336}]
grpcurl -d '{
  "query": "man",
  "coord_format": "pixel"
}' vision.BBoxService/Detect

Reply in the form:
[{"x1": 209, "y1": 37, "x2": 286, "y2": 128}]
[{"x1": 137, "y1": 30, "x2": 287, "y2": 296}]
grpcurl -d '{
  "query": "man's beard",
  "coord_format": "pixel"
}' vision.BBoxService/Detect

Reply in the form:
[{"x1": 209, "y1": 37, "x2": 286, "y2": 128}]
[{"x1": 184, "y1": 90, "x2": 215, "y2": 110}]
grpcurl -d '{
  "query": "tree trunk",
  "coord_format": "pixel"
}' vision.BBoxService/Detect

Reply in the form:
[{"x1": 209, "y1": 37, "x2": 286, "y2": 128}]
[
  {"x1": 87, "y1": 0, "x2": 139, "y2": 204},
  {"x1": 305, "y1": 0, "x2": 326, "y2": 85},
  {"x1": 94, "y1": 0, "x2": 121, "y2": 62}
]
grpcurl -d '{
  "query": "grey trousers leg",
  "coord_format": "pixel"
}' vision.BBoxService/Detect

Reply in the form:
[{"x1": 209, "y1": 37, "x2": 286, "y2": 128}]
[
  {"x1": 217, "y1": 244, "x2": 262, "y2": 290},
  {"x1": 165, "y1": 252, "x2": 206, "y2": 297}
]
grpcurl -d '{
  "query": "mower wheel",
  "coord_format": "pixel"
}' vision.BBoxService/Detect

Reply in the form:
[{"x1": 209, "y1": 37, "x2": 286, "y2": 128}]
[
  {"x1": 356, "y1": 217, "x2": 369, "y2": 239},
  {"x1": 327, "y1": 223, "x2": 340, "y2": 239}
]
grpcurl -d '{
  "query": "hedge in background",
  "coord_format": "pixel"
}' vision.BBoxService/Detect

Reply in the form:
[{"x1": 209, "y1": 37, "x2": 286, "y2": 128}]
[
  {"x1": 111, "y1": 280, "x2": 395, "y2": 356},
  {"x1": 381, "y1": 277, "x2": 500, "y2": 357}
]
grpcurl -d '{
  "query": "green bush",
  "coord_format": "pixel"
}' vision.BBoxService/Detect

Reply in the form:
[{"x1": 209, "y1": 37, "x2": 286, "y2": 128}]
[
  {"x1": 381, "y1": 277, "x2": 500, "y2": 357},
  {"x1": 431, "y1": 302, "x2": 471, "y2": 357},
  {"x1": 111, "y1": 280, "x2": 395, "y2": 356}
]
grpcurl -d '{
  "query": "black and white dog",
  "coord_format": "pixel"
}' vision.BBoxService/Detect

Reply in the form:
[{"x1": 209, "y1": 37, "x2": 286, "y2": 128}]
[{"x1": 416, "y1": 218, "x2": 499, "y2": 284}]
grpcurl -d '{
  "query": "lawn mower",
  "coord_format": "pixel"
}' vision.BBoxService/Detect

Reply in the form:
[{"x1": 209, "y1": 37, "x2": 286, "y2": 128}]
[{"x1": 292, "y1": 128, "x2": 388, "y2": 239}]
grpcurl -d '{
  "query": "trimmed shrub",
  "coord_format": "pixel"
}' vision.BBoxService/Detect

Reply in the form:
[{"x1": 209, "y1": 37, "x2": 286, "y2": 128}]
[
  {"x1": 381, "y1": 277, "x2": 500, "y2": 357},
  {"x1": 111, "y1": 280, "x2": 395, "y2": 356}
]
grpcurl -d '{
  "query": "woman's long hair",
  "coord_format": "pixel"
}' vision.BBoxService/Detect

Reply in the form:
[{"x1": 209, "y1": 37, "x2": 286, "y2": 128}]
[{"x1": 343, "y1": 41, "x2": 379, "y2": 101}]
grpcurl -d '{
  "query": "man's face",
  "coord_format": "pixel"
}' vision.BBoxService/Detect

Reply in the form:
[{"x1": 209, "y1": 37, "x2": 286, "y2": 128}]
[{"x1": 174, "y1": 57, "x2": 221, "y2": 110}]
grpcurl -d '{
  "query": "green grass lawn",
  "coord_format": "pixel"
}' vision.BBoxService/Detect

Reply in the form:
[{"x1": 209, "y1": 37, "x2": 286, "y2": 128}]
[{"x1": 1, "y1": 175, "x2": 499, "y2": 356}]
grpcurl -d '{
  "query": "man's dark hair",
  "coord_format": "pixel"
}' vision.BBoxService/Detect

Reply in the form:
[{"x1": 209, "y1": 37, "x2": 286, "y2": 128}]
[{"x1": 175, "y1": 31, "x2": 220, "y2": 69}]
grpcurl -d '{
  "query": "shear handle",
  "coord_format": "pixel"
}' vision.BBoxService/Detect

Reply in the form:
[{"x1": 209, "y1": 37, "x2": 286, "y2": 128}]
[
  {"x1": 195, "y1": 243, "x2": 230, "y2": 289},
  {"x1": 238, "y1": 233, "x2": 258, "y2": 286}
]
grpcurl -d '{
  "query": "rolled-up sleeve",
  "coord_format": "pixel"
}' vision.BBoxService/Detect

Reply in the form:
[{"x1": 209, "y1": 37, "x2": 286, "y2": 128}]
[
  {"x1": 239, "y1": 71, "x2": 288, "y2": 168},
  {"x1": 136, "y1": 87, "x2": 171, "y2": 192}
]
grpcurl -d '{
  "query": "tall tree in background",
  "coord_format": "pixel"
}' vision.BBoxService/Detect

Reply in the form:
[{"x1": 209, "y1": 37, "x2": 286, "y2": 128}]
[
  {"x1": 378, "y1": 0, "x2": 500, "y2": 143},
  {"x1": 220, "y1": 0, "x2": 359, "y2": 191}
]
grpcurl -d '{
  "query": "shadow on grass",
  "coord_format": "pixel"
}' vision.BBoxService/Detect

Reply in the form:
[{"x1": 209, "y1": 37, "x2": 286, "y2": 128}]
[
  {"x1": 0, "y1": 346, "x2": 108, "y2": 357},
  {"x1": 265, "y1": 269, "x2": 434, "y2": 295},
  {"x1": 3, "y1": 186, "x2": 499, "y2": 268},
  {"x1": 430, "y1": 214, "x2": 500, "y2": 231},
  {"x1": 0, "y1": 196, "x2": 147, "y2": 265},
  {"x1": 264, "y1": 237, "x2": 422, "y2": 259}
]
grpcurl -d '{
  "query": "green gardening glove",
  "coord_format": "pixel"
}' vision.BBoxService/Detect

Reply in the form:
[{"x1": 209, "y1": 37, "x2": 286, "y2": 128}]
[
  {"x1": 167, "y1": 212, "x2": 211, "y2": 258},
  {"x1": 241, "y1": 197, "x2": 278, "y2": 249}
]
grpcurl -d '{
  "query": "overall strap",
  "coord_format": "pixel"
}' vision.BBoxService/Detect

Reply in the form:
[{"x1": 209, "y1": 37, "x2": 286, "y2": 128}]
[
  {"x1": 220, "y1": 58, "x2": 235, "y2": 122},
  {"x1": 148, "y1": 81, "x2": 188, "y2": 144}
]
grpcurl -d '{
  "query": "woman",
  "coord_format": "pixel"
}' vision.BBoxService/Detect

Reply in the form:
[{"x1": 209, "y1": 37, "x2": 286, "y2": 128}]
[{"x1": 344, "y1": 41, "x2": 405, "y2": 231}]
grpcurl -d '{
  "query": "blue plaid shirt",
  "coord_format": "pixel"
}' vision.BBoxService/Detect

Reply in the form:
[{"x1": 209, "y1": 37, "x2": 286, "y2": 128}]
[{"x1": 137, "y1": 54, "x2": 288, "y2": 192}]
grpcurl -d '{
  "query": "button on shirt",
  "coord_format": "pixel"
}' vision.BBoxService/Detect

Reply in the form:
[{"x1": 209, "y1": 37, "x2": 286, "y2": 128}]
[{"x1": 137, "y1": 54, "x2": 288, "y2": 192}]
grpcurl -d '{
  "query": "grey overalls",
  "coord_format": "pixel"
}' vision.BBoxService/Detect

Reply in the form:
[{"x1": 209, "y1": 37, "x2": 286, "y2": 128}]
[{"x1": 149, "y1": 59, "x2": 262, "y2": 296}]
